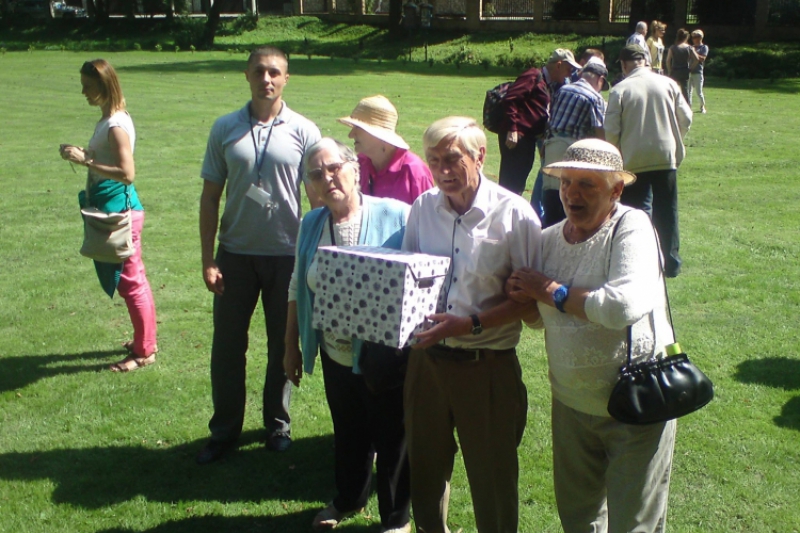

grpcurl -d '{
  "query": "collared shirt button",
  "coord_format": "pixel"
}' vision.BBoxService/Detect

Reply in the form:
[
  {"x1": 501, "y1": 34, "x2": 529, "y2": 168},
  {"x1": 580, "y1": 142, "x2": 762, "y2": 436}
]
[
  {"x1": 453, "y1": 277, "x2": 458, "y2": 283},
  {"x1": 448, "y1": 304, "x2": 453, "y2": 310},
  {"x1": 455, "y1": 248, "x2": 459, "y2": 253}
]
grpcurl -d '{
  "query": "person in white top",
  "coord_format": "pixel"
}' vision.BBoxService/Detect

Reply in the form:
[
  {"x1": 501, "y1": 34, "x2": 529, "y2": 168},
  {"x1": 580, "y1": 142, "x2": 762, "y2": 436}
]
[
  {"x1": 59, "y1": 59, "x2": 158, "y2": 373},
  {"x1": 507, "y1": 139, "x2": 677, "y2": 533},
  {"x1": 627, "y1": 21, "x2": 653, "y2": 65},
  {"x1": 402, "y1": 116, "x2": 542, "y2": 533}
]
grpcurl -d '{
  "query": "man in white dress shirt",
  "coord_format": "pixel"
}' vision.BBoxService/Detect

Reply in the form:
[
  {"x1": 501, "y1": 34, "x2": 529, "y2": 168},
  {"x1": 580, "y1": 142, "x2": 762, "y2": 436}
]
[
  {"x1": 626, "y1": 21, "x2": 652, "y2": 65},
  {"x1": 401, "y1": 116, "x2": 542, "y2": 533}
]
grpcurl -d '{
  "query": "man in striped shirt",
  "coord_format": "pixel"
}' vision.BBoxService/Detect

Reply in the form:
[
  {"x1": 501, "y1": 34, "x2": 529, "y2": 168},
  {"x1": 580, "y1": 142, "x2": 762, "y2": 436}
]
[{"x1": 540, "y1": 59, "x2": 608, "y2": 228}]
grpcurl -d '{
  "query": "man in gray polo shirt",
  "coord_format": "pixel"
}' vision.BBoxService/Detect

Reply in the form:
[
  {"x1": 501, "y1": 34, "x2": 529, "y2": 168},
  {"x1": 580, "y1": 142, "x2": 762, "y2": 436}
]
[{"x1": 197, "y1": 45, "x2": 321, "y2": 464}]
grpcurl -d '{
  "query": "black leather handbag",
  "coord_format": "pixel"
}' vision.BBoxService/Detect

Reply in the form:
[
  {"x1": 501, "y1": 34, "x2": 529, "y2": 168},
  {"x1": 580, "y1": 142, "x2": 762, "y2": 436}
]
[
  {"x1": 606, "y1": 213, "x2": 714, "y2": 425},
  {"x1": 607, "y1": 329, "x2": 715, "y2": 425}
]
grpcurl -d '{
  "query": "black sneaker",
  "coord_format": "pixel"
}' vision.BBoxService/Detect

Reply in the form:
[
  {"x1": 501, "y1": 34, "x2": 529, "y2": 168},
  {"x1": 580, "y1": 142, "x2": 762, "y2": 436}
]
[
  {"x1": 195, "y1": 439, "x2": 235, "y2": 465},
  {"x1": 267, "y1": 432, "x2": 291, "y2": 452}
]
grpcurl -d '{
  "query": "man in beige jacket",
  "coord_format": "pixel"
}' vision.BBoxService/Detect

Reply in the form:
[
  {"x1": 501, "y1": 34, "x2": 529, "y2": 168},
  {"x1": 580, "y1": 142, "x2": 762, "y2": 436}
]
[{"x1": 605, "y1": 44, "x2": 692, "y2": 277}]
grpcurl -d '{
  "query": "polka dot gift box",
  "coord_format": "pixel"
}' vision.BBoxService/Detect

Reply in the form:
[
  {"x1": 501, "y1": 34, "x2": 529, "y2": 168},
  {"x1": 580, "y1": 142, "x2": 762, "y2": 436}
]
[{"x1": 312, "y1": 246, "x2": 451, "y2": 348}]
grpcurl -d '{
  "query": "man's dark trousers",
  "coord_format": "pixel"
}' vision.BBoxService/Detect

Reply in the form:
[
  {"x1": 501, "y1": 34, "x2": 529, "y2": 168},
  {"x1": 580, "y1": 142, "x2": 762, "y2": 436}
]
[
  {"x1": 498, "y1": 132, "x2": 538, "y2": 196},
  {"x1": 208, "y1": 247, "x2": 294, "y2": 443},
  {"x1": 621, "y1": 169, "x2": 682, "y2": 277}
]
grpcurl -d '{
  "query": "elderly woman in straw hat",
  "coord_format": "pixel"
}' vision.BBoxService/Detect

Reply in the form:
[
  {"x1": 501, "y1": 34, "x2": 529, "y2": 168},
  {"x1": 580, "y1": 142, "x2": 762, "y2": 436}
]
[
  {"x1": 339, "y1": 95, "x2": 432, "y2": 205},
  {"x1": 507, "y1": 139, "x2": 677, "y2": 533},
  {"x1": 283, "y1": 137, "x2": 412, "y2": 533}
]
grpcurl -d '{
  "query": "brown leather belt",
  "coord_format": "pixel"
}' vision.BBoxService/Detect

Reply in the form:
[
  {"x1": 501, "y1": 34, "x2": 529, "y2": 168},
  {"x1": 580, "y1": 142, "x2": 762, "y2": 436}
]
[{"x1": 426, "y1": 344, "x2": 515, "y2": 362}]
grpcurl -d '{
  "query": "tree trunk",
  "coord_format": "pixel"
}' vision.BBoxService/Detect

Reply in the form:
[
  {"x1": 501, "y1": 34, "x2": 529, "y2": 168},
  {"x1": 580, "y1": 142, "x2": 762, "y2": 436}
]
[
  {"x1": 202, "y1": 0, "x2": 223, "y2": 49},
  {"x1": 388, "y1": 0, "x2": 403, "y2": 38}
]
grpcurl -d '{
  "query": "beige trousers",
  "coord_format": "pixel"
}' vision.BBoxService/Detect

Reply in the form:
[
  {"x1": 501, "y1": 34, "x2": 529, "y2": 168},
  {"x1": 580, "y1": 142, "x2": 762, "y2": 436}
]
[
  {"x1": 552, "y1": 398, "x2": 676, "y2": 533},
  {"x1": 404, "y1": 348, "x2": 528, "y2": 533}
]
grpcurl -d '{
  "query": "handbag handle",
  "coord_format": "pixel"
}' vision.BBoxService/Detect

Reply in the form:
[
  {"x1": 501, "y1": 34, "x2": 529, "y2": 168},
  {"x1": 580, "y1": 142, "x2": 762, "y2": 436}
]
[{"x1": 609, "y1": 209, "x2": 677, "y2": 368}]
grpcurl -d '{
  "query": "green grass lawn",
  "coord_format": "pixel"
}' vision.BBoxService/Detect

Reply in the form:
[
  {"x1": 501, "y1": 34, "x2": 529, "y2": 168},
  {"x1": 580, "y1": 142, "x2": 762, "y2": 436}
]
[{"x1": 0, "y1": 51, "x2": 799, "y2": 533}]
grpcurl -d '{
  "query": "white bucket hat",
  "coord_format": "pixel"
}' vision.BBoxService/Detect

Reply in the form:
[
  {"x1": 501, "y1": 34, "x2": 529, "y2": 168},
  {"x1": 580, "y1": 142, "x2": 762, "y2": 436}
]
[
  {"x1": 338, "y1": 95, "x2": 409, "y2": 150},
  {"x1": 543, "y1": 139, "x2": 637, "y2": 185}
]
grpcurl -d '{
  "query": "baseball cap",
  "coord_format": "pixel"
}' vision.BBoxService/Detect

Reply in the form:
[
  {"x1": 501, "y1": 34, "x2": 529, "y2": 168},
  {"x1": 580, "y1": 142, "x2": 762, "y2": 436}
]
[
  {"x1": 581, "y1": 58, "x2": 610, "y2": 91},
  {"x1": 547, "y1": 48, "x2": 582, "y2": 70},
  {"x1": 619, "y1": 44, "x2": 647, "y2": 62}
]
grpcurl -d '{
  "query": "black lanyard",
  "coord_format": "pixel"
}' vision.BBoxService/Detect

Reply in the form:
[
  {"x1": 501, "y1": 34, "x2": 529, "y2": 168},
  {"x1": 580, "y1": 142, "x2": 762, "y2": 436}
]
[{"x1": 248, "y1": 106, "x2": 278, "y2": 183}]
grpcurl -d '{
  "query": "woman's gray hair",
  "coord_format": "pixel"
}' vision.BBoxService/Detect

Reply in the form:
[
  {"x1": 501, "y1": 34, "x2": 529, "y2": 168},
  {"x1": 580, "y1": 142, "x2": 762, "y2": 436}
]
[
  {"x1": 422, "y1": 116, "x2": 486, "y2": 161},
  {"x1": 302, "y1": 137, "x2": 360, "y2": 184}
]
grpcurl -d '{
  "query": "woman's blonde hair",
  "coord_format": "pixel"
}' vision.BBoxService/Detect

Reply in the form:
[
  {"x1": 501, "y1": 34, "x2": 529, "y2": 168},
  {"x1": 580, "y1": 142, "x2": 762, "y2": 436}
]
[
  {"x1": 81, "y1": 59, "x2": 126, "y2": 113},
  {"x1": 649, "y1": 20, "x2": 665, "y2": 38}
]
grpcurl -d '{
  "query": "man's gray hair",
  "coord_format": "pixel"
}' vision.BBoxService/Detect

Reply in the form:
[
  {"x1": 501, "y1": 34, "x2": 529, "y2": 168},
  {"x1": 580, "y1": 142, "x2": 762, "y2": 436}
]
[
  {"x1": 422, "y1": 116, "x2": 486, "y2": 161},
  {"x1": 636, "y1": 21, "x2": 647, "y2": 33},
  {"x1": 581, "y1": 70, "x2": 602, "y2": 85}
]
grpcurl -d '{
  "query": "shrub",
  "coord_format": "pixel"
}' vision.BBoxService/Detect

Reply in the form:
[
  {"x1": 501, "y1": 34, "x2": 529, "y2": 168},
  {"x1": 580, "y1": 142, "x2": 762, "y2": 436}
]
[
  {"x1": 155, "y1": 43, "x2": 162, "y2": 52},
  {"x1": 225, "y1": 12, "x2": 259, "y2": 35},
  {"x1": 172, "y1": 18, "x2": 204, "y2": 50}
]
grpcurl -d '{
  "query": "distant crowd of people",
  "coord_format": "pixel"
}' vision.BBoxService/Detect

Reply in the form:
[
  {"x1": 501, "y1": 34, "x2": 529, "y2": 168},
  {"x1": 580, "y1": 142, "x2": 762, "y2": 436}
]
[{"x1": 59, "y1": 29, "x2": 709, "y2": 532}]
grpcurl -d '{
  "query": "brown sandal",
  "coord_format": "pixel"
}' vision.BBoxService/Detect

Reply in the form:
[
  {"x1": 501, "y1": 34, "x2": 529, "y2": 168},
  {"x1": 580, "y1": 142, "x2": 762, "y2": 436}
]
[
  {"x1": 122, "y1": 341, "x2": 159, "y2": 355},
  {"x1": 109, "y1": 354, "x2": 156, "y2": 372}
]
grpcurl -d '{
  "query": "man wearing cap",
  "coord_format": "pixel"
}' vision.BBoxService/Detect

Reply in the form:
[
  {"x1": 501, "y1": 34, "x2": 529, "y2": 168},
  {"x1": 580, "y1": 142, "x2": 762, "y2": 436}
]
[
  {"x1": 626, "y1": 21, "x2": 653, "y2": 66},
  {"x1": 525, "y1": 48, "x2": 584, "y2": 219},
  {"x1": 338, "y1": 95, "x2": 433, "y2": 205},
  {"x1": 689, "y1": 30, "x2": 708, "y2": 113},
  {"x1": 403, "y1": 116, "x2": 541, "y2": 533},
  {"x1": 540, "y1": 58, "x2": 609, "y2": 228},
  {"x1": 197, "y1": 45, "x2": 321, "y2": 464},
  {"x1": 605, "y1": 44, "x2": 692, "y2": 278}
]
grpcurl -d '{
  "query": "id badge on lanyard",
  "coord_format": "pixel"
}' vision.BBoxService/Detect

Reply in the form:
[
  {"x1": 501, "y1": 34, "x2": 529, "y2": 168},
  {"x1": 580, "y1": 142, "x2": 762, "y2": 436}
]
[{"x1": 247, "y1": 112, "x2": 278, "y2": 210}]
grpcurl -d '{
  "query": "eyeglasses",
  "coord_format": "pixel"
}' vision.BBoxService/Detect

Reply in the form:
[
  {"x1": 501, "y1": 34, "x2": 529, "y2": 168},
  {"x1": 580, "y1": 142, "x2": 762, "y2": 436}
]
[{"x1": 306, "y1": 161, "x2": 350, "y2": 182}]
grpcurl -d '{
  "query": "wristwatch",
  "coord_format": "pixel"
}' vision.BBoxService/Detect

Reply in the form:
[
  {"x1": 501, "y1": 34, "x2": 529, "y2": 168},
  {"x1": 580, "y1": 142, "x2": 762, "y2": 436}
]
[
  {"x1": 469, "y1": 314, "x2": 483, "y2": 335},
  {"x1": 553, "y1": 285, "x2": 570, "y2": 313}
]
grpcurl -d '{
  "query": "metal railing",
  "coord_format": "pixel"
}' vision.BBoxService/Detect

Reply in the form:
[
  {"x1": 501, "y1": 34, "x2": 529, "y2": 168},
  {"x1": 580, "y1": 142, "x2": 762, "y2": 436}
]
[
  {"x1": 610, "y1": 0, "x2": 631, "y2": 22},
  {"x1": 332, "y1": 0, "x2": 358, "y2": 14},
  {"x1": 482, "y1": 0, "x2": 535, "y2": 18},
  {"x1": 303, "y1": 0, "x2": 327, "y2": 13},
  {"x1": 433, "y1": 0, "x2": 467, "y2": 16}
]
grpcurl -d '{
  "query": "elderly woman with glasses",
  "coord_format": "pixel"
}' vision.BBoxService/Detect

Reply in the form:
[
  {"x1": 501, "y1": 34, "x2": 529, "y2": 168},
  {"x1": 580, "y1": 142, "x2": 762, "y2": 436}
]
[
  {"x1": 507, "y1": 139, "x2": 676, "y2": 533},
  {"x1": 283, "y1": 138, "x2": 412, "y2": 533},
  {"x1": 59, "y1": 59, "x2": 158, "y2": 372}
]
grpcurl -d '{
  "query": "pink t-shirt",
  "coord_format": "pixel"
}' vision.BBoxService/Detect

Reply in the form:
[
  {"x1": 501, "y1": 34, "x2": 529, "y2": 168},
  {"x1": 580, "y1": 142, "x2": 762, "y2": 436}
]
[{"x1": 358, "y1": 149, "x2": 433, "y2": 205}]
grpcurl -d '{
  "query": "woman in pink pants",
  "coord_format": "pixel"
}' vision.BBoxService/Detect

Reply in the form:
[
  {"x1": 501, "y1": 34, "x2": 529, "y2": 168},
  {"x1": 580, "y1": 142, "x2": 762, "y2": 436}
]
[{"x1": 60, "y1": 59, "x2": 158, "y2": 372}]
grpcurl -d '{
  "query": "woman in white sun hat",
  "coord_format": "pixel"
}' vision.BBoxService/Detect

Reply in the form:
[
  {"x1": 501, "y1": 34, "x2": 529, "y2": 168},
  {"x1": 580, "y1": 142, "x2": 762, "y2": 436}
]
[
  {"x1": 339, "y1": 95, "x2": 432, "y2": 205},
  {"x1": 507, "y1": 139, "x2": 677, "y2": 533}
]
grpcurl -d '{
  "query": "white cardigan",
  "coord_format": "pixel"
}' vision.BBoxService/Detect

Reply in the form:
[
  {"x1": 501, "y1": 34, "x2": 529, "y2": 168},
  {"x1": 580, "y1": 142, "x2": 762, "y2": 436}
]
[{"x1": 537, "y1": 205, "x2": 675, "y2": 416}]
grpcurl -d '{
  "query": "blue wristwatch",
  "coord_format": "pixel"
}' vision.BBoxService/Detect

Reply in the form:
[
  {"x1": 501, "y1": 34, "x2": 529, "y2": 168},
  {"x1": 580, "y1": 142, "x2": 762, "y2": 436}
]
[{"x1": 553, "y1": 285, "x2": 569, "y2": 313}]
